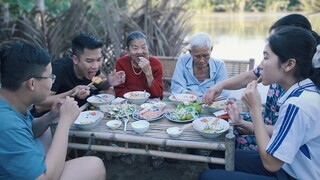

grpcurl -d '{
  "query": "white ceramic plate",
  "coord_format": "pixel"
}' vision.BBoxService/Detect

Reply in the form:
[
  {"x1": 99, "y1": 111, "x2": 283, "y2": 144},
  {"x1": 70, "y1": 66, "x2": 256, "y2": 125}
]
[
  {"x1": 132, "y1": 110, "x2": 164, "y2": 122},
  {"x1": 100, "y1": 104, "x2": 136, "y2": 118},
  {"x1": 87, "y1": 94, "x2": 115, "y2": 107},
  {"x1": 140, "y1": 103, "x2": 153, "y2": 109},
  {"x1": 164, "y1": 111, "x2": 198, "y2": 123},
  {"x1": 192, "y1": 117, "x2": 229, "y2": 138},
  {"x1": 97, "y1": 94, "x2": 115, "y2": 102},
  {"x1": 203, "y1": 100, "x2": 226, "y2": 113},
  {"x1": 74, "y1": 111, "x2": 104, "y2": 130},
  {"x1": 168, "y1": 93, "x2": 197, "y2": 105}
]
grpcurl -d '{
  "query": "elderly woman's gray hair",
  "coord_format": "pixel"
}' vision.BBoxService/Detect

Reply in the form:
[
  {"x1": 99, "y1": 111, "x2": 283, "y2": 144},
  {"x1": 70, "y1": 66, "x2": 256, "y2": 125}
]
[{"x1": 189, "y1": 32, "x2": 213, "y2": 50}]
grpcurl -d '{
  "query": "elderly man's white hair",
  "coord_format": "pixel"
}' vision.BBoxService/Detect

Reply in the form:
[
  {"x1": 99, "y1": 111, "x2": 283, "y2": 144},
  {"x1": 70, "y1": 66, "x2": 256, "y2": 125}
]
[{"x1": 189, "y1": 32, "x2": 213, "y2": 50}]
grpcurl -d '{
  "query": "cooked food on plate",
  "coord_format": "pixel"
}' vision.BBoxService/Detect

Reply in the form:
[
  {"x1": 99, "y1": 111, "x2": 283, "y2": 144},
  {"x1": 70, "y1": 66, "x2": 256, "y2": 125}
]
[{"x1": 137, "y1": 107, "x2": 163, "y2": 120}]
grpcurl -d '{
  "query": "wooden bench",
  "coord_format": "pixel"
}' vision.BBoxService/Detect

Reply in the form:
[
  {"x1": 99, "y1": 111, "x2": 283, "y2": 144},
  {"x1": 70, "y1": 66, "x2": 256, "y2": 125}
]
[{"x1": 157, "y1": 56, "x2": 255, "y2": 92}]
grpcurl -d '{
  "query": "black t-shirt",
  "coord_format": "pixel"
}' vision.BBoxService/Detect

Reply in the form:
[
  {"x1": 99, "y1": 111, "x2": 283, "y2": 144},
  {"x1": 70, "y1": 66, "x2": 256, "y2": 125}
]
[
  {"x1": 52, "y1": 56, "x2": 100, "y2": 106},
  {"x1": 31, "y1": 56, "x2": 100, "y2": 117}
]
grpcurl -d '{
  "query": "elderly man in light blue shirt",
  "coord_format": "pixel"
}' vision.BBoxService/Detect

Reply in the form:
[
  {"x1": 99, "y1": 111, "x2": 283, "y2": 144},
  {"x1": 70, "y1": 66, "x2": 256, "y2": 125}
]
[{"x1": 171, "y1": 32, "x2": 229, "y2": 99}]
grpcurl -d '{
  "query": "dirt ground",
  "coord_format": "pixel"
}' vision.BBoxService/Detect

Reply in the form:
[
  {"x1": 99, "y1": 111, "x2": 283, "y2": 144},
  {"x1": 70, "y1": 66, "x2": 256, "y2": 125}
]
[{"x1": 103, "y1": 154, "x2": 208, "y2": 180}]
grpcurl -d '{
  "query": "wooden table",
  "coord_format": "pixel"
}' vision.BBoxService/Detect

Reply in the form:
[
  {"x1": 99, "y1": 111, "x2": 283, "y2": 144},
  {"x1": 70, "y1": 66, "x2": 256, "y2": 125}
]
[{"x1": 67, "y1": 102, "x2": 235, "y2": 171}]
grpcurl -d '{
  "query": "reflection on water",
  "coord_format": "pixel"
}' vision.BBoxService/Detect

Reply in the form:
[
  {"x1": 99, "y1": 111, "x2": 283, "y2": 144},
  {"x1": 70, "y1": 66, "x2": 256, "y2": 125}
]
[{"x1": 190, "y1": 13, "x2": 320, "y2": 66}]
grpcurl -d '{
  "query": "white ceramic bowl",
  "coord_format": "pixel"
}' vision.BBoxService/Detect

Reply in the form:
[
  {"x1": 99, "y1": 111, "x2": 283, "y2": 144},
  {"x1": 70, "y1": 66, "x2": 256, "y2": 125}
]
[
  {"x1": 166, "y1": 127, "x2": 183, "y2": 138},
  {"x1": 74, "y1": 111, "x2": 104, "y2": 130},
  {"x1": 192, "y1": 117, "x2": 229, "y2": 138},
  {"x1": 203, "y1": 100, "x2": 226, "y2": 113},
  {"x1": 106, "y1": 120, "x2": 122, "y2": 130},
  {"x1": 168, "y1": 93, "x2": 197, "y2": 105},
  {"x1": 131, "y1": 120, "x2": 150, "y2": 134},
  {"x1": 87, "y1": 94, "x2": 115, "y2": 107},
  {"x1": 154, "y1": 102, "x2": 166, "y2": 109},
  {"x1": 124, "y1": 91, "x2": 150, "y2": 105},
  {"x1": 140, "y1": 103, "x2": 153, "y2": 109}
]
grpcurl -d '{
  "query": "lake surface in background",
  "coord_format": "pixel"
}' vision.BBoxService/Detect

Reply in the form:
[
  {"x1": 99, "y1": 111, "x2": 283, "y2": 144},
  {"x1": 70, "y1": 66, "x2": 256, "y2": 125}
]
[{"x1": 190, "y1": 13, "x2": 320, "y2": 66}]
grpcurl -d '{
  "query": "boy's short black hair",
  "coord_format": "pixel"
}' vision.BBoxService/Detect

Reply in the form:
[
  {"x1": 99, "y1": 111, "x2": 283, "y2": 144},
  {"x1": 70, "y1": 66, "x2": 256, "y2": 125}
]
[
  {"x1": 71, "y1": 33, "x2": 103, "y2": 57},
  {"x1": 0, "y1": 41, "x2": 51, "y2": 91}
]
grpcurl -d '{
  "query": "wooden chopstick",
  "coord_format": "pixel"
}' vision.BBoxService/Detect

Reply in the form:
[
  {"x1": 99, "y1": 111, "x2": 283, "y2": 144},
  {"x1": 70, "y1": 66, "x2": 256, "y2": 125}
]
[
  {"x1": 87, "y1": 82, "x2": 94, "y2": 87},
  {"x1": 257, "y1": 76, "x2": 262, "y2": 82},
  {"x1": 229, "y1": 122, "x2": 244, "y2": 126},
  {"x1": 214, "y1": 96, "x2": 228, "y2": 102}
]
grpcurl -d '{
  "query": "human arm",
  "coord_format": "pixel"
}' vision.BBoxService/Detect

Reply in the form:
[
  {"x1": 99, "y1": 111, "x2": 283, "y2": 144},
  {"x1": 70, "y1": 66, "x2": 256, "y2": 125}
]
[
  {"x1": 36, "y1": 97, "x2": 80, "y2": 179},
  {"x1": 202, "y1": 70, "x2": 258, "y2": 104},
  {"x1": 241, "y1": 80, "x2": 284, "y2": 172},
  {"x1": 226, "y1": 100, "x2": 273, "y2": 136},
  {"x1": 33, "y1": 85, "x2": 90, "y2": 113},
  {"x1": 32, "y1": 99, "x2": 65, "y2": 137},
  {"x1": 138, "y1": 56, "x2": 154, "y2": 87},
  {"x1": 143, "y1": 57, "x2": 163, "y2": 98}
]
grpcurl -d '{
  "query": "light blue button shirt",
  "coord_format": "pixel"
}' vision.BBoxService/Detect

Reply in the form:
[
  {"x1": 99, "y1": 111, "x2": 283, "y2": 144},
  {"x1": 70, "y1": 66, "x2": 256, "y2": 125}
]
[{"x1": 170, "y1": 54, "x2": 229, "y2": 99}]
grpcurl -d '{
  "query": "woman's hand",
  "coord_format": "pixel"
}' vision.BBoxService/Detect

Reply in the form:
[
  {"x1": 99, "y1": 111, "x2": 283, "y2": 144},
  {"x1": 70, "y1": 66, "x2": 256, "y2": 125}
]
[
  {"x1": 138, "y1": 57, "x2": 152, "y2": 76},
  {"x1": 202, "y1": 84, "x2": 223, "y2": 105},
  {"x1": 241, "y1": 80, "x2": 262, "y2": 111},
  {"x1": 225, "y1": 100, "x2": 241, "y2": 123}
]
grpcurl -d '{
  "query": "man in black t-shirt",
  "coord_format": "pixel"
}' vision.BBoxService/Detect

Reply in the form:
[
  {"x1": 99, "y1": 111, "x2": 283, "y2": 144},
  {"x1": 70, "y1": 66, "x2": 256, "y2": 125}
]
[{"x1": 32, "y1": 33, "x2": 125, "y2": 117}]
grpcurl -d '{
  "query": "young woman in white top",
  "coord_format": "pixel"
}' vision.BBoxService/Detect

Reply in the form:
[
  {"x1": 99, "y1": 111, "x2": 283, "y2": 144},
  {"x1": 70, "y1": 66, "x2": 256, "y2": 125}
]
[{"x1": 200, "y1": 26, "x2": 320, "y2": 179}]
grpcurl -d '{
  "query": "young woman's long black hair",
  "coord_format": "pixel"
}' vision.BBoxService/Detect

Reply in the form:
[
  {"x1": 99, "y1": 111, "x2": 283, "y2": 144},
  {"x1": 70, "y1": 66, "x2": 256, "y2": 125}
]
[{"x1": 268, "y1": 26, "x2": 319, "y2": 90}]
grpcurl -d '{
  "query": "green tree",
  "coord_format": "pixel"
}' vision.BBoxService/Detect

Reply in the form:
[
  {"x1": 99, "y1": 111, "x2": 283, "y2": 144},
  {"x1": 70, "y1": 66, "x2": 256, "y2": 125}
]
[{"x1": 1, "y1": 0, "x2": 191, "y2": 73}]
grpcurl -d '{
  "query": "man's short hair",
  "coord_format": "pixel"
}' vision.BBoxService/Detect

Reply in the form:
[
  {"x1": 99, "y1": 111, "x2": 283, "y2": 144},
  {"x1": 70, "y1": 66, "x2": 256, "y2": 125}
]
[
  {"x1": 71, "y1": 33, "x2": 103, "y2": 57},
  {"x1": 0, "y1": 41, "x2": 51, "y2": 91},
  {"x1": 189, "y1": 32, "x2": 213, "y2": 50}
]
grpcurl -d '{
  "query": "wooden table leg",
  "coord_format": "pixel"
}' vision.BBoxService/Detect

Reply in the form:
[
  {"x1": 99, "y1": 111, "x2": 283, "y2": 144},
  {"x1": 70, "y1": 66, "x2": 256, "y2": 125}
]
[{"x1": 225, "y1": 127, "x2": 235, "y2": 171}]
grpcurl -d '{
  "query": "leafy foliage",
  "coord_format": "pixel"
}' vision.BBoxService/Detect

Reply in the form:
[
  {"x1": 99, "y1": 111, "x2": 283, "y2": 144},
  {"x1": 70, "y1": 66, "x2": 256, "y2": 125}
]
[
  {"x1": 186, "y1": 0, "x2": 320, "y2": 13},
  {"x1": 0, "y1": 0, "x2": 191, "y2": 74}
]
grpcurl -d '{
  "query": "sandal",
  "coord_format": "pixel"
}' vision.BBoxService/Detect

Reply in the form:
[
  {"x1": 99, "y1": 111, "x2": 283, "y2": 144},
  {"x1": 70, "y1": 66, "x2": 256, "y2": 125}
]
[
  {"x1": 151, "y1": 156, "x2": 165, "y2": 169},
  {"x1": 120, "y1": 153, "x2": 136, "y2": 165}
]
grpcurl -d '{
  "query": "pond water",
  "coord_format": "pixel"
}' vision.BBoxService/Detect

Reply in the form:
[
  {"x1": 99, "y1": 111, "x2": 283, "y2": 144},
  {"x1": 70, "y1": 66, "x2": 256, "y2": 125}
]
[{"x1": 190, "y1": 13, "x2": 320, "y2": 66}]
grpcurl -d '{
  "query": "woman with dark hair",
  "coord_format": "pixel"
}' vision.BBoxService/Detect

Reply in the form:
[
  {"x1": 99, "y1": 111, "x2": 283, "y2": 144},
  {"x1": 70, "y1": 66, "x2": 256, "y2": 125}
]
[
  {"x1": 203, "y1": 14, "x2": 320, "y2": 151},
  {"x1": 114, "y1": 31, "x2": 164, "y2": 99},
  {"x1": 114, "y1": 31, "x2": 164, "y2": 168},
  {"x1": 200, "y1": 26, "x2": 320, "y2": 180}
]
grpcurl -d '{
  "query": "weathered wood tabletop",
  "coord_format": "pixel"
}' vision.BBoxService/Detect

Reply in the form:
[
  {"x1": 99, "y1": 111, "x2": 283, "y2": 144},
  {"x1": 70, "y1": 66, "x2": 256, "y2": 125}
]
[{"x1": 67, "y1": 102, "x2": 235, "y2": 171}]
